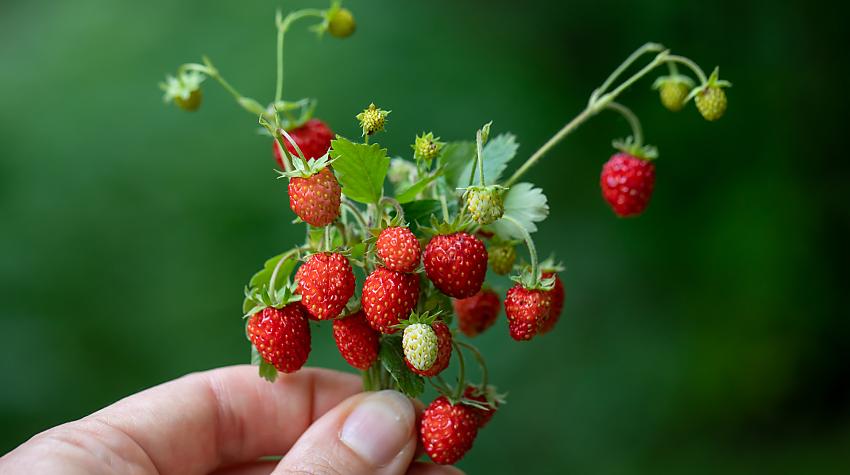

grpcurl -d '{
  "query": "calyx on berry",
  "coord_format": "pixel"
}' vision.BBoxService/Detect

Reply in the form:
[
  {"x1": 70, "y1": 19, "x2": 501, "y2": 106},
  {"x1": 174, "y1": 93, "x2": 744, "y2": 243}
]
[
  {"x1": 652, "y1": 74, "x2": 694, "y2": 112},
  {"x1": 276, "y1": 147, "x2": 334, "y2": 179},
  {"x1": 611, "y1": 136, "x2": 658, "y2": 161},
  {"x1": 462, "y1": 185, "x2": 507, "y2": 225},
  {"x1": 160, "y1": 70, "x2": 205, "y2": 111},
  {"x1": 510, "y1": 266, "x2": 556, "y2": 292},
  {"x1": 243, "y1": 279, "x2": 302, "y2": 318},
  {"x1": 323, "y1": 1, "x2": 356, "y2": 38}
]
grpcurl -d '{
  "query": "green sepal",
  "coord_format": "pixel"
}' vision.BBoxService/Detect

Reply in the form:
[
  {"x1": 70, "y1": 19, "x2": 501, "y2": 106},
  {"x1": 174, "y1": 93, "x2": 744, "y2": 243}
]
[
  {"x1": 391, "y1": 310, "x2": 442, "y2": 330},
  {"x1": 612, "y1": 136, "x2": 658, "y2": 161},
  {"x1": 378, "y1": 335, "x2": 425, "y2": 398},
  {"x1": 685, "y1": 66, "x2": 733, "y2": 102},
  {"x1": 651, "y1": 74, "x2": 695, "y2": 90},
  {"x1": 275, "y1": 151, "x2": 334, "y2": 179},
  {"x1": 251, "y1": 345, "x2": 280, "y2": 383},
  {"x1": 538, "y1": 255, "x2": 566, "y2": 274},
  {"x1": 510, "y1": 266, "x2": 555, "y2": 291}
]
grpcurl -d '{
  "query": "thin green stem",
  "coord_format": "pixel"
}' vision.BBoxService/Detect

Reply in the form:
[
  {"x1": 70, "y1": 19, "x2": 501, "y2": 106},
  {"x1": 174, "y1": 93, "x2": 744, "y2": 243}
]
[
  {"x1": 274, "y1": 9, "x2": 325, "y2": 104},
  {"x1": 379, "y1": 197, "x2": 405, "y2": 222},
  {"x1": 502, "y1": 214, "x2": 538, "y2": 283},
  {"x1": 667, "y1": 61, "x2": 679, "y2": 76},
  {"x1": 504, "y1": 107, "x2": 592, "y2": 187},
  {"x1": 595, "y1": 50, "x2": 670, "y2": 109},
  {"x1": 665, "y1": 55, "x2": 707, "y2": 84},
  {"x1": 341, "y1": 200, "x2": 370, "y2": 237},
  {"x1": 456, "y1": 341, "x2": 489, "y2": 388},
  {"x1": 606, "y1": 102, "x2": 643, "y2": 146},
  {"x1": 439, "y1": 194, "x2": 450, "y2": 222},
  {"x1": 268, "y1": 247, "x2": 302, "y2": 293},
  {"x1": 591, "y1": 42, "x2": 665, "y2": 104},
  {"x1": 452, "y1": 341, "x2": 466, "y2": 401},
  {"x1": 323, "y1": 225, "x2": 332, "y2": 251},
  {"x1": 475, "y1": 129, "x2": 486, "y2": 187},
  {"x1": 278, "y1": 128, "x2": 307, "y2": 162}
]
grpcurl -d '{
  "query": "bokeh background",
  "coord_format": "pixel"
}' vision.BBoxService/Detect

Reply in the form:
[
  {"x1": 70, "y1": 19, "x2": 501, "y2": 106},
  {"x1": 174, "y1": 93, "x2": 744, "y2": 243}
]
[{"x1": 1, "y1": 0, "x2": 847, "y2": 473}]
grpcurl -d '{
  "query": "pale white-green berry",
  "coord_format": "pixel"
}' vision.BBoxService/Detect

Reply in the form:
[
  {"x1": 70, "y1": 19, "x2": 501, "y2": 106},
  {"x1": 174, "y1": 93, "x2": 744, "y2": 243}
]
[
  {"x1": 402, "y1": 323, "x2": 438, "y2": 371},
  {"x1": 465, "y1": 186, "x2": 505, "y2": 225}
]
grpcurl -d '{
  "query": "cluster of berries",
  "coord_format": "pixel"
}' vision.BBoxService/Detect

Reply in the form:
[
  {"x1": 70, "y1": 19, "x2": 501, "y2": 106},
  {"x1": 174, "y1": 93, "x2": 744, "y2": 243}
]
[{"x1": 160, "y1": 2, "x2": 729, "y2": 466}]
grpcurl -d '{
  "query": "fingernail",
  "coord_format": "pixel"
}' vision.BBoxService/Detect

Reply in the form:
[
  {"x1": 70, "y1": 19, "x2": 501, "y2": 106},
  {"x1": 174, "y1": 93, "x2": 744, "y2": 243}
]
[{"x1": 340, "y1": 390, "x2": 414, "y2": 466}]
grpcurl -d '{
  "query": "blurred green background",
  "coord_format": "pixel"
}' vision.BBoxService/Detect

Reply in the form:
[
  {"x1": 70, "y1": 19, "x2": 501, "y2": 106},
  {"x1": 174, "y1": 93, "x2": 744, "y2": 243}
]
[{"x1": 1, "y1": 0, "x2": 847, "y2": 473}]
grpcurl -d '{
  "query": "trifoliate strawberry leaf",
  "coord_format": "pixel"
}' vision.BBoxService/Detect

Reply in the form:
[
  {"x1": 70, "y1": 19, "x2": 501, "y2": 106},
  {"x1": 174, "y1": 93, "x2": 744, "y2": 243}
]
[
  {"x1": 438, "y1": 141, "x2": 475, "y2": 189},
  {"x1": 329, "y1": 137, "x2": 389, "y2": 204},
  {"x1": 379, "y1": 335, "x2": 425, "y2": 398},
  {"x1": 489, "y1": 182, "x2": 549, "y2": 240},
  {"x1": 394, "y1": 171, "x2": 442, "y2": 204},
  {"x1": 249, "y1": 253, "x2": 299, "y2": 290},
  {"x1": 457, "y1": 133, "x2": 518, "y2": 188}
]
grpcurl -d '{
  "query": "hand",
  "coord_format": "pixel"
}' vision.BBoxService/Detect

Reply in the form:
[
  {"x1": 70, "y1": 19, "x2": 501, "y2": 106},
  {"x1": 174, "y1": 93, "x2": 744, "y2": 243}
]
[{"x1": 0, "y1": 366, "x2": 463, "y2": 475}]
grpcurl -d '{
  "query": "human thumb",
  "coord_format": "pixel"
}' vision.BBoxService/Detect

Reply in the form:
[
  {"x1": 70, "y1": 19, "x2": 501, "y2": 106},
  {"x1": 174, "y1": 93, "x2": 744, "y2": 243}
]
[{"x1": 273, "y1": 390, "x2": 417, "y2": 475}]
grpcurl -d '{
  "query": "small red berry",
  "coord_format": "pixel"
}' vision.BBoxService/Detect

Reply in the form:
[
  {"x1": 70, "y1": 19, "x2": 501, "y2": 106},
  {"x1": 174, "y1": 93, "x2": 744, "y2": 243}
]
[
  {"x1": 295, "y1": 252, "x2": 355, "y2": 320},
  {"x1": 539, "y1": 272, "x2": 565, "y2": 334},
  {"x1": 600, "y1": 153, "x2": 656, "y2": 217},
  {"x1": 332, "y1": 311, "x2": 380, "y2": 370},
  {"x1": 421, "y1": 396, "x2": 479, "y2": 465},
  {"x1": 288, "y1": 167, "x2": 341, "y2": 227},
  {"x1": 376, "y1": 226, "x2": 421, "y2": 273},
  {"x1": 452, "y1": 289, "x2": 500, "y2": 337},
  {"x1": 463, "y1": 386, "x2": 498, "y2": 428},
  {"x1": 424, "y1": 232, "x2": 488, "y2": 299},
  {"x1": 405, "y1": 320, "x2": 452, "y2": 377},
  {"x1": 504, "y1": 284, "x2": 552, "y2": 341},
  {"x1": 361, "y1": 267, "x2": 420, "y2": 333},
  {"x1": 247, "y1": 304, "x2": 311, "y2": 374},
  {"x1": 273, "y1": 118, "x2": 334, "y2": 168}
]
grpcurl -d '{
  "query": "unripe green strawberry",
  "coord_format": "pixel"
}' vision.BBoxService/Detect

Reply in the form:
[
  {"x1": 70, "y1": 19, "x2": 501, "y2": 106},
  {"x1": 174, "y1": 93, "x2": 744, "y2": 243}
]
[
  {"x1": 161, "y1": 70, "x2": 205, "y2": 112},
  {"x1": 412, "y1": 132, "x2": 444, "y2": 162},
  {"x1": 356, "y1": 103, "x2": 390, "y2": 136},
  {"x1": 402, "y1": 323, "x2": 439, "y2": 371},
  {"x1": 695, "y1": 86, "x2": 727, "y2": 121},
  {"x1": 488, "y1": 244, "x2": 516, "y2": 275},
  {"x1": 327, "y1": 7, "x2": 355, "y2": 38},
  {"x1": 412, "y1": 320, "x2": 452, "y2": 377},
  {"x1": 464, "y1": 185, "x2": 505, "y2": 225},
  {"x1": 652, "y1": 75, "x2": 694, "y2": 112},
  {"x1": 692, "y1": 67, "x2": 732, "y2": 122}
]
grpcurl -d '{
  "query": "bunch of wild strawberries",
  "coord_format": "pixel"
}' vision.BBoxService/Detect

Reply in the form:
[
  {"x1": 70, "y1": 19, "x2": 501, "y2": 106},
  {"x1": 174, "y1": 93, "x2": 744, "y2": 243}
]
[{"x1": 160, "y1": 1, "x2": 729, "y2": 466}]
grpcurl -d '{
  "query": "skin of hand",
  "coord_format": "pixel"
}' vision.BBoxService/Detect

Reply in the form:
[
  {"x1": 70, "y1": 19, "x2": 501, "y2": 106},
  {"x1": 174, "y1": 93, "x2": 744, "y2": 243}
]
[{"x1": 0, "y1": 366, "x2": 464, "y2": 475}]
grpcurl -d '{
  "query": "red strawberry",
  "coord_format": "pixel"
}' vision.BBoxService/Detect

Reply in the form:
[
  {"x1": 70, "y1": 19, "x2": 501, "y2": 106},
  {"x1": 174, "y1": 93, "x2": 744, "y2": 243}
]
[
  {"x1": 288, "y1": 167, "x2": 341, "y2": 227},
  {"x1": 295, "y1": 252, "x2": 355, "y2": 320},
  {"x1": 405, "y1": 320, "x2": 452, "y2": 377},
  {"x1": 600, "y1": 152, "x2": 656, "y2": 217},
  {"x1": 247, "y1": 304, "x2": 311, "y2": 373},
  {"x1": 361, "y1": 267, "x2": 420, "y2": 333},
  {"x1": 453, "y1": 289, "x2": 500, "y2": 337},
  {"x1": 421, "y1": 396, "x2": 479, "y2": 465},
  {"x1": 540, "y1": 272, "x2": 565, "y2": 334},
  {"x1": 332, "y1": 310, "x2": 379, "y2": 370},
  {"x1": 273, "y1": 118, "x2": 334, "y2": 168},
  {"x1": 463, "y1": 386, "x2": 497, "y2": 428},
  {"x1": 424, "y1": 232, "x2": 487, "y2": 298},
  {"x1": 504, "y1": 284, "x2": 552, "y2": 341},
  {"x1": 376, "y1": 226, "x2": 421, "y2": 273}
]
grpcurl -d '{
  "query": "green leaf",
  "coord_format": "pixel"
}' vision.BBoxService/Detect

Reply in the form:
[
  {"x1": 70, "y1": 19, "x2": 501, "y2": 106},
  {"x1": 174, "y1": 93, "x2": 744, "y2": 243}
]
[
  {"x1": 244, "y1": 253, "x2": 299, "y2": 314},
  {"x1": 379, "y1": 336, "x2": 424, "y2": 398},
  {"x1": 251, "y1": 346, "x2": 279, "y2": 382},
  {"x1": 401, "y1": 200, "x2": 442, "y2": 232},
  {"x1": 329, "y1": 137, "x2": 390, "y2": 204},
  {"x1": 394, "y1": 171, "x2": 441, "y2": 204},
  {"x1": 438, "y1": 141, "x2": 475, "y2": 189},
  {"x1": 459, "y1": 133, "x2": 518, "y2": 187},
  {"x1": 489, "y1": 182, "x2": 549, "y2": 240}
]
